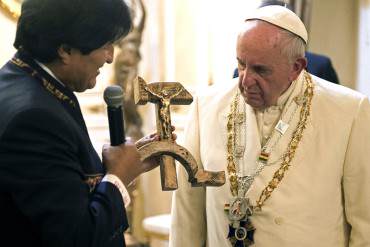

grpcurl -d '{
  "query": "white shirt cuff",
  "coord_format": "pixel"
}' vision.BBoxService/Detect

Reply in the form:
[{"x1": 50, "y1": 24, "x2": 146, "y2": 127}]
[{"x1": 102, "y1": 174, "x2": 131, "y2": 208}]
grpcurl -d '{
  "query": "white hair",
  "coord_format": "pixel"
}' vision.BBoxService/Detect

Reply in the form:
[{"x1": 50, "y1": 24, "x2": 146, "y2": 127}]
[{"x1": 279, "y1": 28, "x2": 306, "y2": 63}]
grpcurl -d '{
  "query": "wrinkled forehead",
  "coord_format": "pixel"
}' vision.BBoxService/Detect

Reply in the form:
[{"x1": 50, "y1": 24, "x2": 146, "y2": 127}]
[{"x1": 237, "y1": 20, "x2": 285, "y2": 50}]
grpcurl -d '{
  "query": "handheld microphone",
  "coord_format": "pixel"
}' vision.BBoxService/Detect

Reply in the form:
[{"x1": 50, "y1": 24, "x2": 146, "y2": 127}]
[{"x1": 103, "y1": 85, "x2": 125, "y2": 146}]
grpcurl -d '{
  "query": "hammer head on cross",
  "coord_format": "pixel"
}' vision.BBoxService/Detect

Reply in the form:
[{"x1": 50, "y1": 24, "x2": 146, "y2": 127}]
[{"x1": 134, "y1": 76, "x2": 193, "y2": 105}]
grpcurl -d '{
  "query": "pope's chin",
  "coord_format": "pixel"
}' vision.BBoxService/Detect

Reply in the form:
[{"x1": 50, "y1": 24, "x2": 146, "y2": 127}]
[
  {"x1": 245, "y1": 96, "x2": 265, "y2": 109},
  {"x1": 240, "y1": 92, "x2": 260, "y2": 107}
]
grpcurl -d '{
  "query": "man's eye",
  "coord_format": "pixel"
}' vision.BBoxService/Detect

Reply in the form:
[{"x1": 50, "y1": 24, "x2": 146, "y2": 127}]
[{"x1": 254, "y1": 66, "x2": 268, "y2": 75}]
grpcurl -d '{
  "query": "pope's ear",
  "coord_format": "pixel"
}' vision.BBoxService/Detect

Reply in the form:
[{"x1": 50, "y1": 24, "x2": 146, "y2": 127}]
[
  {"x1": 289, "y1": 57, "x2": 307, "y2": 81},
  {"x1": 57, "y1": 45, "x2": 72, "y2": 64}
]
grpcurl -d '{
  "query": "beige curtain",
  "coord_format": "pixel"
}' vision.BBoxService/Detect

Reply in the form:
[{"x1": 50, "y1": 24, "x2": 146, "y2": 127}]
[
  {"x1": 288, "y1": 0, "x2": 313, "y2": 32},
  {"x1": 356, "y1": 0, "x2": 370, "y2": 93}
]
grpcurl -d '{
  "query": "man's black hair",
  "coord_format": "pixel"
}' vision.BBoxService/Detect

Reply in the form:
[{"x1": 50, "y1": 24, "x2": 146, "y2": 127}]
[{"x1": 14, "y1": 0, "x2": 132, "y2": 63}]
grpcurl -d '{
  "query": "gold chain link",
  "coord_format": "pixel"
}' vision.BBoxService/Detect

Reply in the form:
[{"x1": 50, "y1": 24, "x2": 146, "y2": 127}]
[
  {"x1": 254, "y1": 72, "x2": 314, "y2": 210},
  {"x1": 10, "y1": 58, "x2": 77, "y2": 108},
  {"x1": 226, "y1": 71, "x2": 314, "y2": 209},
  {"x1": 226, "y1": 92, "x2": 240, "y2": 197}
]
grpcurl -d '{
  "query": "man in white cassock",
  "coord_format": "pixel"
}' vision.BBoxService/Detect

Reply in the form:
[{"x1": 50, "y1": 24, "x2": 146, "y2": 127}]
[{"x1": 169, "y1": 5, "x2": 370, "y2": 247}]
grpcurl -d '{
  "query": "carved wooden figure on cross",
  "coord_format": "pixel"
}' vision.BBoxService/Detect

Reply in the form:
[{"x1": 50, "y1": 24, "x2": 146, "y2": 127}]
[{"x1": 134, "y1": 76, "x2": 225, "y2": 190}]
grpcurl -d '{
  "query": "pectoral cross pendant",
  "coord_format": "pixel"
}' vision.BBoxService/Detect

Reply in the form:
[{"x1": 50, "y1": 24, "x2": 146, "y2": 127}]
[
  {"x1": 227, "y1": 218, "x2": 255, "y2": 247},
  {"x1": 225, "y1": 198, "x2": 255, "y2": 246}
]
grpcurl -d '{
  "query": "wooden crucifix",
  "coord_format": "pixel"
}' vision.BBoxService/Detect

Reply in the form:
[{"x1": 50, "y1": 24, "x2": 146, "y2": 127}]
[{"x1": 134, "y1": 76, "x2": 225, "y2": 190}]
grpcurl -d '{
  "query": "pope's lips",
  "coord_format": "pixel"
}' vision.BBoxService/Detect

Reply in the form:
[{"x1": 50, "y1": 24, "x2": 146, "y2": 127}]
[
  {"x1": 240, "y1": 85, "x2": 261, "y2": 94},
  {"x1": 246, "y1": 91, "x2": 261, "y2": 95},
  {"x1": 243, "y1": 90, "x2": 262, "y2": 98}
]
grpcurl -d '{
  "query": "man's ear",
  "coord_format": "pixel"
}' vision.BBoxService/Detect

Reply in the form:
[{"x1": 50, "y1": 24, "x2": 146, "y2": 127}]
[
  {"x1": 57, "y1": 45, "x2": 72, "y2": 64},
  {"x1": 289, "y1": 57, "x2": 307, "y2": 81}
]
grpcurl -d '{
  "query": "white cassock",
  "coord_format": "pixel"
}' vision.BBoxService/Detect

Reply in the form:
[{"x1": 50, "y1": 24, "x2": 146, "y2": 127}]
[{"x1": 169, "y1": 70, "x2": 370, "y2": 247}]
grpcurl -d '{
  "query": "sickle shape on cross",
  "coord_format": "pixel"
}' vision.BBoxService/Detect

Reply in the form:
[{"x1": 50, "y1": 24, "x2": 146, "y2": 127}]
[{"x1": 134, "y1": 76, "x2": 225, "y2": 191}]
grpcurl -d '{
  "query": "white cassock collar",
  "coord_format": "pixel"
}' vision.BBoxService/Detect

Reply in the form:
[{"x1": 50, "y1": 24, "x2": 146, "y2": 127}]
[{"x1": 35, "y1": 60, "x2": 66, "y2": 87}]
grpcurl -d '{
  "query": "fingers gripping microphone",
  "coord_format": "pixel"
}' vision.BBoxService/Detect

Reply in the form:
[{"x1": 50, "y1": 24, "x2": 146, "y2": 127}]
[{"x1": 103, "y1": 85, "x2": 125, "y2": 146}]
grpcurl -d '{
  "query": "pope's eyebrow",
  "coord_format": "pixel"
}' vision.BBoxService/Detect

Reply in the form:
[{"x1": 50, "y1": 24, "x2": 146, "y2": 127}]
[{"x1": 237, "y1": 57, "x2": 245, "y2": 66}]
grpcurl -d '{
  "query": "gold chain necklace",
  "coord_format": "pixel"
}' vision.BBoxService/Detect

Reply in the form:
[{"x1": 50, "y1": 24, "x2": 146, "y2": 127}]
[
  {"x1": 226, "y1": 90, "x2": 240, "y2": 197},
  {"x1": 255, "y1": 72, "x2": 314, "y2": 210},
  {"x1": 10, "y1": 57, "x2": 77, "y2": 108},
  {"x1": 227, "y1": 70, "x2": 314, "y2": 208},
  {"x1": 225, "y1": 71, "x2": 314, "y2": 246}
]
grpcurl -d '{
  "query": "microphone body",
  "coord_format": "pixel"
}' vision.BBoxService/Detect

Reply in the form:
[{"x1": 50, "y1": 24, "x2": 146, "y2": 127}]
[
  {"x1": 107, "y1": 105, "x2": 125, "y2": 145},
  {"x1": 104, "y1": 85, "x2": 125, "y2": 146}
]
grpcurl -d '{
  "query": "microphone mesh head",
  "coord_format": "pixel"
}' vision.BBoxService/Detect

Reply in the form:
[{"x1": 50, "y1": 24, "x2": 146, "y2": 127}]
[{"x1": 104, "y1": 85, "x2": 124, "y2": 107}]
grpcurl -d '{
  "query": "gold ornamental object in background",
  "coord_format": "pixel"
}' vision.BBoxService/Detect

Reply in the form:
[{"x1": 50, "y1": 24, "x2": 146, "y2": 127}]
[
  {"x1": 134, "y1": 76, "x2": 226, "y2": 191},
  {"x1": 0, "y1": 0, "x2": 21, "y2": 20}
]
